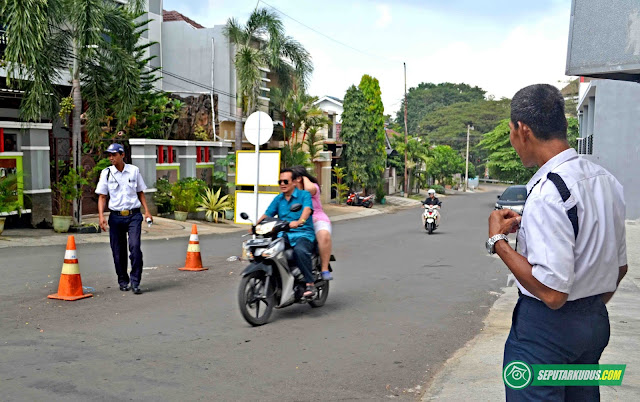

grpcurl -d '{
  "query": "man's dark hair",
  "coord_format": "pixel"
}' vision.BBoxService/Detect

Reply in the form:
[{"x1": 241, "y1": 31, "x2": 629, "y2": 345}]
[
  {"x1": 511, "y1": 84, "x2": 567, "y2": 141},
  {"x1": 280, "y1": 168, "x2": 299, "y2": 180}
]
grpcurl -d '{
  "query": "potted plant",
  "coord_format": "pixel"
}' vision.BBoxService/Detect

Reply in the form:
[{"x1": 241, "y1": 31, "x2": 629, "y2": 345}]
[
  {"x1": 53, "y1": 167, "x2": 88, "y2": 232},
  {"x1": 0, "y1": 173, "x2": 21, "y2": 235},
  {"x1": 197, "y1": 187, "x2": 232, "y2": 223},
  {"x1": 171, "y1": 177, "x2": 206, "y2": 221}
]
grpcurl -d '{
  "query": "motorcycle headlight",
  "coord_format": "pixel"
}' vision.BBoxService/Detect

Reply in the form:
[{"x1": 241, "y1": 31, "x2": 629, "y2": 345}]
[
  {"x1": 255, "y1": 221, "x2": 276, "y2": 235},
  {"x1": 261, "y1": 240, "x2": 284, "y2": 258},
  {"x1": 495, "y1": 203, "x2": 501, "y2": 209}
]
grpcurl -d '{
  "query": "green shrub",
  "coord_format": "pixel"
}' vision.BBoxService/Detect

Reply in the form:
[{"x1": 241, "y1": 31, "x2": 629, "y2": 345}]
[
  {"x1": 171, "y1": 177, "x2": 207, "y2": 212},
  {"x1": 430, "y1": 184, "x2": 445, "y2": 195},
  {"x1": 153, "y1": 178, "x2": 173, "y2": 213}
]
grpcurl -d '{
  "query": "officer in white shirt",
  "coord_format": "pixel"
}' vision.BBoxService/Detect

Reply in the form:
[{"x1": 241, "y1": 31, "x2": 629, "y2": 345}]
[
  {"x1": 95, "y1": 144, "x2": 153, "y2": 294},
  {"x1": 487, "y1": 84, "x2": 627, "y2": 401}
]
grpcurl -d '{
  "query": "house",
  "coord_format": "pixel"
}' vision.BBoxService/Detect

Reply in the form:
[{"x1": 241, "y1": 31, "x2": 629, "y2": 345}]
[
  {"x1": 566, "y1": 0, "x2": 640, "y2": 219},
  {"x1": 313, "y1": 96, "x2": 344, "y2": 163},
  {"x1": 1, "y1": 27, "x2": 73, "y2": 226},
  {"x1": 575, "y1": 80, "x2": 640, "y2": 219},
  {"x1": 159, "y1": 9, "x2": 280, "y2": 149}
]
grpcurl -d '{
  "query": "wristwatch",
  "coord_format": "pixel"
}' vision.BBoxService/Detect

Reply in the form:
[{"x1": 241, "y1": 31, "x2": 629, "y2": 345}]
[{"x1": 486, "y1": 234, "x2": 509, "y2": 255}]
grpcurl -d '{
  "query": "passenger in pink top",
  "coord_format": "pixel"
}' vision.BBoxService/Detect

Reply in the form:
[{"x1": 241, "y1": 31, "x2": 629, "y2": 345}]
[{"x1": 292, "y1": 166, "x2": 333, "y2": 280}]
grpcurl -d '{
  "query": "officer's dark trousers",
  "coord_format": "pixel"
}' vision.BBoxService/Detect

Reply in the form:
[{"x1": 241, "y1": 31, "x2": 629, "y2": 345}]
[
  {"x1": 504, "y1": 293, "x2": 610, "y2": 401},
  {"x1": 108, "y1": 213, "x2": 143, "y2": 287}
]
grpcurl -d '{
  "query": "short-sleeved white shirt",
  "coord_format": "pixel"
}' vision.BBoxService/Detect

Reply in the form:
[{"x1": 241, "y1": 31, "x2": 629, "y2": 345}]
[
  {"x1": 95, "y1": 164, "x2": 147, "y2": 211},
  {"x1": 516, "y1": 149, "x2": 626, "y2": 301}
]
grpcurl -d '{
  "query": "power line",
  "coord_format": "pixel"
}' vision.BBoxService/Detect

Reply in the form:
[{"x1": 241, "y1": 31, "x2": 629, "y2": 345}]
[{"x1": 258, "y1": 0, "x2": 399, "y2": 66}]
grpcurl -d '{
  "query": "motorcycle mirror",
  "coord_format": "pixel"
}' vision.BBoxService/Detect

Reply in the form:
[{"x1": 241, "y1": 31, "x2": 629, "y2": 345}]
[
  {"x1": 497, "y1": 195, "x2": 501, "y2": 199},
  {"x1": 240, "y1": 212, "x2": 249, "y2": 220},
  {"x1": 290, "y1": 203, "x2": 302, "y2": 212}
]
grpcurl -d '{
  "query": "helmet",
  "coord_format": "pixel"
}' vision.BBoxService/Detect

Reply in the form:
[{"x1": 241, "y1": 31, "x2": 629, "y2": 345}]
[
  {"x1": 427, "y1": 189, "x2": 436, "y2": 195},
  {"x1": 105, "y1": 143, "x2": 124, "y2": 154}
]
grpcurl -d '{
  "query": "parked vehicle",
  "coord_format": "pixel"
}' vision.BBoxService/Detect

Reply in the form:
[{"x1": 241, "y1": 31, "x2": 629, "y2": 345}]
[
  {"x1": 495, "y1": 185, "x2": 527, "y2": 215},
  {"x1": 421, "y1": 202, "x2": 440, "y2": 234},
  {"x1": 346, "y1": 191, "x2": 374, "y2": 208},
  {"x1": 237, "y1": 206, "x2": 334, "y2": 326}
]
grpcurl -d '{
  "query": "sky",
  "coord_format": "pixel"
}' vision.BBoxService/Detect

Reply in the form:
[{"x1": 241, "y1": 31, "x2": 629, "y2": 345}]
[{"x1": 162, "y1": 0, "x2": 575, "y2": 117}]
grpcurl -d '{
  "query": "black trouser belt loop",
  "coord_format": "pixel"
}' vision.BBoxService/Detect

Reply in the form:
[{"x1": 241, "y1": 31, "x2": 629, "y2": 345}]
[{"x1": 111, "y1": 208, "x2": 141, "y2": 216}]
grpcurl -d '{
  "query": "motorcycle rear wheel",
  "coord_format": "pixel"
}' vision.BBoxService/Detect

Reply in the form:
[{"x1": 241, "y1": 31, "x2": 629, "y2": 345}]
[
  {"x1": 310, "y1": 279, "x2": 329, "y2": 308},
  {"x1": 238, "y1": 271, "x2": 275, "y2": 326}
]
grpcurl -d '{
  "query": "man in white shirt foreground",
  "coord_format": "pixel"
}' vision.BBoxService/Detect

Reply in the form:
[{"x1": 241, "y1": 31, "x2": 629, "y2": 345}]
[
  {"x1": 96, "y1": 144, "x2": 153, "y2": 295},
  {"x1": 487, "y1": 84, "x2": 627, "y2": 401}
]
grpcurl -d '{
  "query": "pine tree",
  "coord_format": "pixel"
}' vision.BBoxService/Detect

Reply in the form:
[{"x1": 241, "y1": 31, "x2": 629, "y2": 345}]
[{"x1": 358, "y1": 75, "x2": 387, "y2": 192}]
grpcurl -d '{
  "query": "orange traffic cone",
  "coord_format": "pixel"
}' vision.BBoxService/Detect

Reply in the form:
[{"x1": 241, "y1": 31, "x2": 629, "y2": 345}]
[
  {"x1": 179, "y1": 224, "x2": 208, "y2": 271},
  {"x1": 48, "y1": 236, "x2": 93, "y2": 301}
]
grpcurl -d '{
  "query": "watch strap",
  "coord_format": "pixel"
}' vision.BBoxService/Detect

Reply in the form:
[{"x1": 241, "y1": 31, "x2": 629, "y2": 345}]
[{"x1": 487, "y1": 234, "x2": 509, "y2": 254}]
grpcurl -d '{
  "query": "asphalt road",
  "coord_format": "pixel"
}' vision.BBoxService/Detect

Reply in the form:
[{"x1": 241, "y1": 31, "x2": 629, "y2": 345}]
[{"x1": 0, "y1": 189, "x2": 510, "y2": 401}]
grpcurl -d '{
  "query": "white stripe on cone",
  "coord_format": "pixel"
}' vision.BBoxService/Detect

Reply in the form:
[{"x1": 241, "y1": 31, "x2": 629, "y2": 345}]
[
  {"x1": 189, "y1": 234, "x2": 199, "y2": 242},
  {"x1": 187, "y1": 244, "x2": 200, "y2": 253},
  {"x1": 64, "y1": 250, "x2": 77, "y2": 260}
]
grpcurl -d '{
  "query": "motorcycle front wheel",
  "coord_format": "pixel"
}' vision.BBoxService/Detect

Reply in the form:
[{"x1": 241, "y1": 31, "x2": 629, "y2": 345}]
[
  {"x1": 428, "y1": 224, "x2": 433, "y2": 235},
  {"x1": 238, "y1": 271, "x2": 275, "y2": 326},
  {"x1": 310, "y1": 280, "x2": 329, "y2": 308}
]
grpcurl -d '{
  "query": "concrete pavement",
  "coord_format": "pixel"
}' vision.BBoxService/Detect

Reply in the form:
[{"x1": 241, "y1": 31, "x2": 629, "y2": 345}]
[{"x1": 422, "y1": 220, "x2": 640, "y2": 401}]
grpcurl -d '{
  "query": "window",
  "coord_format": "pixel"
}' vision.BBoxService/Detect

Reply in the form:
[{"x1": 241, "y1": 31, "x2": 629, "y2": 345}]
[
  {"x1": 1, "y1": 130, "x2": 18, "y2": 152},
  {"x1": 149, "y1": 0, "x2": 162, "y2": 15}
]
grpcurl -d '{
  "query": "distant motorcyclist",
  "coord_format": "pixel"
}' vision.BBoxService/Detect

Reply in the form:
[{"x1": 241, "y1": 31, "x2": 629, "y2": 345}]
[{"x1": 424, "y1": 189, "x2": 442, "y2": 207}]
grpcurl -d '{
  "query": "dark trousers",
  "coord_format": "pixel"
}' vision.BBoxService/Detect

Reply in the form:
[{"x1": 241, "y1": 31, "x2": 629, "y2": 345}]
[
  {"x1": 108, "y1": 213, "x2": 144, "y2": 287},
  {"x1": 292, "y1": 237, "x2": 315, "y2": 284},
  {"x1": 504, "y1": 294, "x2": 610, "y2": 401}
]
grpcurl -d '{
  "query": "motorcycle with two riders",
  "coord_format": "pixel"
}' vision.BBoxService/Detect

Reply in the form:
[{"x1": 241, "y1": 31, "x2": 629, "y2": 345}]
[{"x1": 237, "y1": 204, "x2": 335, "y2": 326}]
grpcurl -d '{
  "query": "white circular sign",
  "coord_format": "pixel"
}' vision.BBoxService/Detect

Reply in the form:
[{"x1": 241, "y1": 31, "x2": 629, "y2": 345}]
[{"x1": 244, "y1": 111, "x2": 274, "y2": 146}]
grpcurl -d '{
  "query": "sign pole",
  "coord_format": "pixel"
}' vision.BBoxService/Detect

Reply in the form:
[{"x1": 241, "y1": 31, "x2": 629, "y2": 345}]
[{"x1": 254, "y1": 112, "x2": 261, "y2": 221}]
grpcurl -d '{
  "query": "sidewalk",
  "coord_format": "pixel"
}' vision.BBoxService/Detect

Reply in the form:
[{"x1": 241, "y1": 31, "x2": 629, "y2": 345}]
[
  {"x1": 0, "y1": 200, "x2": 420, "y2": 249},
  {"x1": 422, "y1": 221, "x2": 640, "y2": 401}
]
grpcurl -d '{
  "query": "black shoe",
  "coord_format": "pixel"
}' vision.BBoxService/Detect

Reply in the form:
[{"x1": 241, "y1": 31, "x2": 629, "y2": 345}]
[
  {"x1": 119, "y1": 285, "x2": 131, "y2": 291},
  {"x1": 132, "y1": 287, "x2": 143, "y2": 295}
]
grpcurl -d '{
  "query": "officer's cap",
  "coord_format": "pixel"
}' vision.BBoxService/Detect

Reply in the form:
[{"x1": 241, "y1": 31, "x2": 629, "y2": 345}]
[{"x1": 105, "y1": 144, "x2": 124, "y2": 154}]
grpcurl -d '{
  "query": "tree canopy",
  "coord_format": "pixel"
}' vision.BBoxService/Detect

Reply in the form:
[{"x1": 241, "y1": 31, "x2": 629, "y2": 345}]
[
  {"x1": 478, "y1": 119, "x2": 537, "y2": 184},
  {"x1": 417, "y1": 98, "x2": 511, "y2": 150},
  {"x1": 358, "y1": 75, "x2": 387, "y2": 189},
  {"x1": 393, "y1": 82, "x2": 486, "y2": 135},
  {"x1": 340, "y1": 85, "x2": 374, "y2": 190}
]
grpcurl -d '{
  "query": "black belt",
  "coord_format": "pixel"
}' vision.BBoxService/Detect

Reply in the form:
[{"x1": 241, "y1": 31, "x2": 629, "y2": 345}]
[
  {"x1": 518, "y1": 289, "x2": 603, "y2": 306},
  {"x1": 110, "y1": 208, "x2": 140, "y2": 216}
]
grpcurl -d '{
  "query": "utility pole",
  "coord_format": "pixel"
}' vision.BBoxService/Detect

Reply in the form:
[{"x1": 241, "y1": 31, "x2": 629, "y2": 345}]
[
  {"x1": 211, "y1": 37, "x2": 217, "y2": 141},
  {"x1": 403, "y1": 63, "x2": 409, "y2": 198},
  {"x1": 464, "y1": 124, "x2": 474, "y2": 192}
]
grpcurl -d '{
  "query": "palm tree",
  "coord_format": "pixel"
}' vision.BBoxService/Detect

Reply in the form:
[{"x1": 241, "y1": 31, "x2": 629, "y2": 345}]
[
  {"x1": 2, "y1": 0, "x2": 146, "y2": 222},
  {"x1": 224, "y1": 8, "x2": 313, "y2": 150}
]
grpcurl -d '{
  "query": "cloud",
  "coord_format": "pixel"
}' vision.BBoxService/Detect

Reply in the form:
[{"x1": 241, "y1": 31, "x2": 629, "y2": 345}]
[{"x1": 376, "y1": 4, "x2": 392, "y2": 28}]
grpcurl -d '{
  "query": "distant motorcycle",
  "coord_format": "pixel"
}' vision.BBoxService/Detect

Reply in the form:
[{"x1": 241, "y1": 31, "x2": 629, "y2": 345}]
[
  {"x1": 421, "y1": 202, "x2": 441, "y2": 234},
  {"x1": 346, "y1": 191, "x2": 374, "y2": 208}
]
